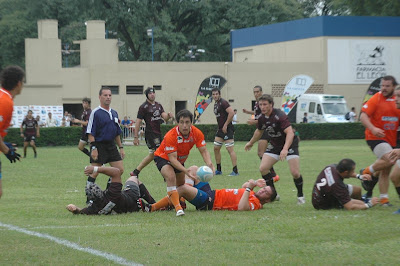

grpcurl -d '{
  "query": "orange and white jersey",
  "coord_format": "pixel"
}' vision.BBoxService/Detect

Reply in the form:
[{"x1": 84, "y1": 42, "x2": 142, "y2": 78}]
[
  {"x1": 154, "y1": 125, "x2": 206, "y2": 164},
  {"x1": 0, "y1": 88, "x2": 14, "y2": 138},
  {"x1": 213, "y1": 188, "x2": 262, "y2": 211},
  {"x1": 362, "y1": 92, "x2": 400, "y2": 147}
]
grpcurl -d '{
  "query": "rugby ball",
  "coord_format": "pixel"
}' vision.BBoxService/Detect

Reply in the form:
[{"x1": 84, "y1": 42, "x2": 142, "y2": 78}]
[{"x1": 196, "y1": 166, "x2": 214, "y2": 182}]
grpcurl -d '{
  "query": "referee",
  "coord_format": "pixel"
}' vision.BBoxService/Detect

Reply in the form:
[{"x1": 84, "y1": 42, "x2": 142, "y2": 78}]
[{"x1": 86, "y1": 87, "x2": 125, "y2": 188}]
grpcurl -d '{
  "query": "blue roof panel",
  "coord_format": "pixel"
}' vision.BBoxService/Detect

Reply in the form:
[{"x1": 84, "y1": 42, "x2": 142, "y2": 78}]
[{"x1": 231, "y1": 16, "x2": 400, "y2": 49}]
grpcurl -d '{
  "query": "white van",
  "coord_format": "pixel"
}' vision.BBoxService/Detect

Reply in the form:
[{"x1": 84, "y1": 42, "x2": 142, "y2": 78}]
[{"x1": 286, "y1": 94, "x2": 349, "y2": 123}]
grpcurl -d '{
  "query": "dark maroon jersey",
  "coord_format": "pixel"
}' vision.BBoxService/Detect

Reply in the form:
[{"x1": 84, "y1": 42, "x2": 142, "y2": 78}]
[
  {"x1": 257, "y1": 108, "x2": 291, "y2": 147},
  {"x1": 254, "y1": 102, "x2": 262, "y2": 119},
  {"x1": 213, "y1": 98, "x2": 232, "y2": 129},
  {"x1": 312, "y1": 164, "x2": 352, "y2": 209},
  {"x1": 80, "y1": 182, "x2": 140, "y2": 215},
  {"x1": 22, "y1": 118, "x2": 38, "y2": 136},
  {"x1": 81, "y1": 108, "x2": 92, "y2": 134},
  {"x1": 137, "y1": 101, "x2": 165, "y2": 135}
]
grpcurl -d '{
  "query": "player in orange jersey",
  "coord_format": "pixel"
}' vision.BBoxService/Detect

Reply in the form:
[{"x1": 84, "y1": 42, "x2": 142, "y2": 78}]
[
  {"x1": 153, "y1": 109, "x2": 214, "y2": 216},
  {"x1": 360, "y1": 75, "x2": 400, "y2": 206},
  {"x1": 0, "y1": 66, "x2": 24, "y2": 198},
  {"x1": 145, "y1": 165, "x2": 277, "y2": 212}
]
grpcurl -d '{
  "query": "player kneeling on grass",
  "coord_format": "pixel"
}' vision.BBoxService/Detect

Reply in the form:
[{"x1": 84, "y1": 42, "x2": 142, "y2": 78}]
[
  {"x1": 146, "y1": 166, "x2": 277, "y2": 212},
  {"x1": 66, "y1": 166, "x2": 155, "y2": 215},
  {"x1": 312, "y1": 158, "x2": 379, "y2": 210}
]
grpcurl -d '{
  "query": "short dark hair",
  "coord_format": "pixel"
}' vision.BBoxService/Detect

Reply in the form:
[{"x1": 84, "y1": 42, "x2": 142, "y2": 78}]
[
  {"x1": 382, "y1": 75, "x2": 398, "y2": 86},
  {"x1": 211, "y1": 88, "x2": 220, "y2": 94},
  {"x1": 258, "y1": 94, "x2": 274, "y2": 106},
  {"x1": 254, "y1": 85, "x2": 262, "y2": 91},
  {"x1": 351, "y1": 107, "x2": 355, "y2": 111},
  {"x1": 176, "y1": 109, "x2": 193, "y2": 123},
  {"x1": 82, "y1": 97, "x2": 91, "y2": 105},
  {"x1": 336, "y1": 158, "x2": 356, "y2": 173},
  {"x1": 27, "y1": 110, "x2": 33, "y2": 114},
  {"x1": 0, "y1": 65, "x2": 25, "y2": 91},
  {"x1": 99, "y1": 87, "x2": 111, "y2": 96}
]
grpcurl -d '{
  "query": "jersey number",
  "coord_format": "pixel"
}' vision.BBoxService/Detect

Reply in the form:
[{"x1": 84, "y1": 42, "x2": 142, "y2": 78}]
[{"x1": 316, "y1": 178, "x2": 327, "y2": 190}]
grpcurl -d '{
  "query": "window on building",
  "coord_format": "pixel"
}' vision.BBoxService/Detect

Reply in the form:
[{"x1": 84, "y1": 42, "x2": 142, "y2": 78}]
[
  {"x1": 126, "y1": 85, "x2": 144, "y2": 94},
  {"x1": 102, "y1": 85, "x2": 119, "y2": 95},
  {"x1": 309, "y1": 102, "x2": 316, "y2": 113},
  {"x1": 153, "y1": 85, "x2": 162, "y2": 90}
]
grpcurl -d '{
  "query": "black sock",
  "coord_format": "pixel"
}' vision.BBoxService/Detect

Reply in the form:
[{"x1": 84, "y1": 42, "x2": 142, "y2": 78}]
[
  {"x1": 270, "y1": 167, "x2": 276, "y2": 177},
  {"x1": 217, "y1": 164, "x2": 221, "y2": 172},
  {"x1": 233, "y1": 166, "x2": 238, "y2": 174},
  {"x1": 139, "y1": 184, "x2": 156, "y2": 204},
  {"x1": 396, "y1": 187, "x2": 400, "y2": 198},
  {"x1": 367, "y1": 176, "x2": 379, "y2": 196},
  {"x1": 262, "y1": 173, "x2": 275, "y2": 187},
  {"x1": 82, "y1": 148, "x2": 90, "y2": 157},
  {"x1": 87, "y1": 176, "x2": 96, "y2": 183},
  {"x1": 106, "y1": 177, "x2": 112, "y2": 189},
  {"x1": 294, "y1": 175, "x2": 304, "y2": 197},
  {"x1": 133, "y1": 169, "x2": 140, "y2": 177}
]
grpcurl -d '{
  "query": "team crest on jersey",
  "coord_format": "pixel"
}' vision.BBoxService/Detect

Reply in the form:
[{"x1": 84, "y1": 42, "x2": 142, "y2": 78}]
[
  {"x1": 363, "y1": 104, "x2": 368, "y2": 109},
  {"x1": 201, "y1": 140, "x2": 206, "y2": 145},
  {"x1": 177, "y1": 136, "x2": 183, "y2": 143},
  {"x1": 153, "y1": 110, "x2": 160, "y2": 116},
  {"x1": 233, "y1": 189, "x2": 238, "y2": 194}
]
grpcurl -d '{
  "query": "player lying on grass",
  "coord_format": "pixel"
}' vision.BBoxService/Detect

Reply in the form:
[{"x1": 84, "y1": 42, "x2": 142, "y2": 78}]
[
  {"x1": 312, "y1": 158, "x2": 379, "y2": 210},
  {"x1": 145, "y1": 166, "x2": 277, "y2": 212},
  {"x1": 66, "y1": 166, "x2": 155, "y2": 215}
]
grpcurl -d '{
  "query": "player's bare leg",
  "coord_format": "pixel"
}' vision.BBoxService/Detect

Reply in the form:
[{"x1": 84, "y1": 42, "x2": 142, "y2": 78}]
[
  {"x1": 160, "y1": 164, "x2": 183, "y2": 216},
  {"x1": 226, "y1": 141, "x2": 238, "y2": 176},
  {"x1": 214, "y1": 136, "x2": 224, "y2": 175},
  {"x1": 288, "y1": 157, "x2": 304, "y2": 204}
]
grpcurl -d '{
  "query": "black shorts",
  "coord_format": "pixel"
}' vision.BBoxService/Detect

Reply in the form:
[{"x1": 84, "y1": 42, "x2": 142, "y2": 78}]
[
  {"x1": 154, "y1": 156, "x2": 183, "y2": 174},
  {"x1": 145, "y1": 131, "x2": 162, "y2": 152},
  {"x1": 260, "y1": 130, "x2": 271, "y2": 141},
  {"x1": 80, "y1": 131, "x2": 88, "y2": 142},
  {"x1": 366, "y1": 140, "x2": 394, "y2": 151},
  {"x1": 266, "y1": 143, "x2": 299, "y2": 157},
  {"x1": 215, "y1": 125, "x2": 235, "y2": 140},
  {"x1": 24, "y1": 135, "x2": 36, "y2": 142},
  {"x1": 124, "y1": 180, "x2": 140, "y2": 199},
  {"x1": 90, "y1": 141, "x2": 122, "y2": 164}
]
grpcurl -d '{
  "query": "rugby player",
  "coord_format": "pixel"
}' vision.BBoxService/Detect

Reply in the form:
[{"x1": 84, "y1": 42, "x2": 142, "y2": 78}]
[
  {"x1": 153, "y1": 109, "x2": 214, "y2": 216},
  {"x1": 20, "y1": 110, "x2": 40, "y2": 158},
  {"x1": 245, "y1": 94, "x2": 305, "y2": 204},
  {"x1": 72, "y1": 97, "x2": 92, "y2": 157},
  {"x1": 212, "y1": 88, "x2": 238, "y2": 176}
]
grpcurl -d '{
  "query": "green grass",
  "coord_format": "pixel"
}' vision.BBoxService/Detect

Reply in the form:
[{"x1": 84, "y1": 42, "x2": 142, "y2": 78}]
[{"x1": 1, "y1": 140, "x2": 400, "y2": 265}]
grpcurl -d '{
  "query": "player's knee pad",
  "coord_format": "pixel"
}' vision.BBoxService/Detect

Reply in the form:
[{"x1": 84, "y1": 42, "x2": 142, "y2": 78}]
[
  {"x1": 214, "y1": 141, "x2": 223, "y2": 147},
  {"x1": 225, "y1": 141, "x2": 234, "y2": 148}
]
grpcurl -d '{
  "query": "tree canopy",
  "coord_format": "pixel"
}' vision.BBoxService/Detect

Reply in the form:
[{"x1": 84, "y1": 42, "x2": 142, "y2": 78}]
[{"x1": 0, "y1": 0, "x2": 399, "y2": 69}]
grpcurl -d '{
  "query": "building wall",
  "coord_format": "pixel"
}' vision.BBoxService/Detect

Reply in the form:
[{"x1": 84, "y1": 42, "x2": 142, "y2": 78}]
[{"x1": 17, "y1": 19, "x2": 398, "y2": 125}]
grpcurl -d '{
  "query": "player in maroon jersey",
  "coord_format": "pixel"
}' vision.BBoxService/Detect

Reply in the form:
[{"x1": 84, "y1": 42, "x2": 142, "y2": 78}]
[
  {"x1": 20, "y1": 110, "x2": 40, "y2": 158},
  {"x1": 245, "y1": 94, "x2": 304, "y2": 204}
]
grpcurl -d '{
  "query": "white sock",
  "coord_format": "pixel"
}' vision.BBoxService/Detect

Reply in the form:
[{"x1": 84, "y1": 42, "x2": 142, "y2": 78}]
[
  {"x1": 369, "y1": 165, "x2": 375, "y2": 174},
  {"x1": 380, "y1": 194, "x2": 388, "y2": 199}
]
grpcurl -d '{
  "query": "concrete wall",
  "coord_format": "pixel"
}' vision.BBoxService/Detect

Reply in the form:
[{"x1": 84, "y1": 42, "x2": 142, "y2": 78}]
[{"x1": 17, "y1": 19, "x2": 395, "y2": 125}]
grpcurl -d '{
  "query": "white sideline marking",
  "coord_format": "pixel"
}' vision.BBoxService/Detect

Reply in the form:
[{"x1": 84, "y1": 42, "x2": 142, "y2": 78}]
[
  {"x1": 0, "y1": 222, "x2": 142, "y2": 266},
  {"x1": 27, "y1": 223, "x2": 139, "y2": 230}
]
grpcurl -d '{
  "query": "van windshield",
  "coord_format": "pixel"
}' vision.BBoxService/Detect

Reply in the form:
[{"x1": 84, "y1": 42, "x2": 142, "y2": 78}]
[{"x1": 322, "y1": 103, "x2": 347, "y2": 115}]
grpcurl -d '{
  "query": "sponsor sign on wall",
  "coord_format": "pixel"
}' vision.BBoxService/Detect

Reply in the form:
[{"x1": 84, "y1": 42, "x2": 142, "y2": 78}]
[
  {"x1": 327, "y1": 39, "x2": 400, "y2": 84},
  {"x1": 11, "y1": 106, "x2": 64, "y2": 128}
]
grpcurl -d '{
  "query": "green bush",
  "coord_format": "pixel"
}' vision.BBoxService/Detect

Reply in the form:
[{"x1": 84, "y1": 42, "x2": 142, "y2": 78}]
[{"x1": 4, "y1": 123, "x2": 364, "y2": 147}]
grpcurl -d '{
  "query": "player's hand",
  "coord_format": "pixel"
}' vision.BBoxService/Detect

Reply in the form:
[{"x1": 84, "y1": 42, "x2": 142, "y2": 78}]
[
  {"x1": 186, "y1": 169, "x2": 196, "y2": 180},
  {"x1": 247, "y1": 119, "x2": 257, "y2": 126},
  {"x1": 168, "y1": 112, "x2": 174, "y2": 119},
  {"x1": 279, "y1": 148, "x2": 288, "y2": 161},
  {"x1": 246, "y1": 179, "x2": 257, "y2": 190},
  {"x1": 244, "y1": 142, "x2": 253, "y2": 151},
  {"x1": 256, "y1": 179, "x2": 266, "y2": 187},
  {"x1": 84, "y1": 165, "x2": 94, "y2": 175},
  {"x1": 370, "y1": 197, "x2": 379, "y2": 207},
  {"x1": 371, "y1": 127, "x2": 385, "y2": 138},
  {"x1": 4, "y1": 142, "x2": 21, "y2": 163},
  {"x1": 91, "y1": 149, "x2": 98, "y2": 161},
  {"x1": 120, "y1": 148, "x2": 125, "y2": 159},
  {"x1": 222, "y1": 125, "x2": 227, "y2": 134},
  {"x1": 133, "y1": 138, "x2": 139, "y2": 146},
  {"x1": 360, "y1": 174, "x2": 371, "y2": 181},
  {"x1": 20, "y1": 133, "x2": 24, "y2": 138},
  {"x1": 66, "y1": 204, "x2": 81, "y2": 214},
  {"x1": 37, "y1": 133, "x2": 40, "y2": 138},
  {"x1": 389, "y1": 149, "x2": 400, "y2": 164}
]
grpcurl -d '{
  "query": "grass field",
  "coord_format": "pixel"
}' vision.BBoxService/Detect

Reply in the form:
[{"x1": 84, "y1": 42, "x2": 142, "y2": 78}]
[{"x1": 1, "y1": 139, "x2": 400, "y2": 265}]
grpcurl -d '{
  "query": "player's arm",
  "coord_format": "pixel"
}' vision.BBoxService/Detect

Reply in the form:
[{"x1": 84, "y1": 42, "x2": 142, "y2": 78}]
[
  {"x1": 238, "y1": 179, "x2": 257, "y2": 211},
  {"x1": 84, "y1": 165, "x2": 121, "y2": 183},
  {"x1": 133, "y1": 118, "x2": 142, "y2": 145},
  {"x1": 36, "y1": 121, "x2": 40, "y2": 137},
  {"x1": 161, "y1": 111, "x2": 173, "y2": 122},
  {"x1": 280, "y1": 126, "x2": 294, "y2": 161},
  {"x1": 0, "y1": 136, "x2": 9, "y2": 154},
  {"x1": 242, "y1": 108, "x2": 255, "y2": 115},
  {"x1": 223, "y1": 106, "x2": 234, "y2": 130},
  {"x1": 198, "y1": 146, "x2": 215, "y2": 174},
  {"x1": 343, "y1": 197, "x2": 379, "y2": 210},
  {"x1": 360, "y1": 112, "x2": 385, "y2": 138},
  {"x1": 115, "y1": 135, "x2": 125, "y2": 159},
  {"x1": 66, "y1": 204, "x2": 83, "y2": 214},
  {"x1": 244, "y1": 129, "x2": 263, "y2": 151},
  {"x1": 20, "y1": 122, "x2": 24, "y2": 137}
]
